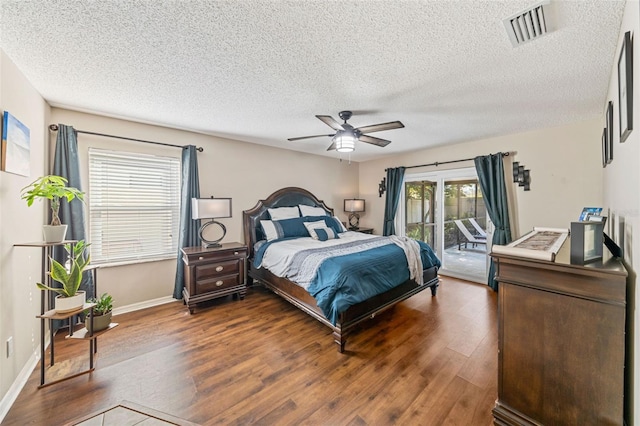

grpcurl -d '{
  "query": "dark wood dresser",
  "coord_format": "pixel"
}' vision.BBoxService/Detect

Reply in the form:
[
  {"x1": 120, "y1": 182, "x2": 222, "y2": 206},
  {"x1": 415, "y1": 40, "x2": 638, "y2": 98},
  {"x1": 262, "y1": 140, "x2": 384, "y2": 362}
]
[
  {"x1": 492, "y1": 242, "x2": 628, "y2": 425},
  {"x1": 181, "y1": 242, "x2": 247, "y2": 314}
]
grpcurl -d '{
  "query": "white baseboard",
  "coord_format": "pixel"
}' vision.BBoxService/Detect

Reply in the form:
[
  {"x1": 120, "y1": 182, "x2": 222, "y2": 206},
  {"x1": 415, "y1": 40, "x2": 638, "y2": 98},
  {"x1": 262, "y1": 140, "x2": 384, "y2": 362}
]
[
  {"x1": 112, "y1": 295, "x2": 177, "y2": 316},
  {"x1": 0, "y1": 349, "x2": 41, "y2": 423},
  {"x1": 0, "y1": 295, "x2": 178, "y2": 423}
]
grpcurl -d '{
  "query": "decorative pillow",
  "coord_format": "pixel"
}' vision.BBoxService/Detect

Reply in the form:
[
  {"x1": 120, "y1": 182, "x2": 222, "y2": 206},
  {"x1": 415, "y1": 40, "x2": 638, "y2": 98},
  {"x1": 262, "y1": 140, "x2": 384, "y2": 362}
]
[
  {"x1": 304, "y1": 220, "x2": 327, "y2": 238},
  {"x1": 313, "y1": 227, "x2": 338, "y2": 241},
  {"x1": 260, "y1": 217, "x2": 309, "y2": 241},
  {"x1": 268, "y1": 206, "x2": 300, "y2": 220},
  {"x1": 299, "y1": 204, "x2": 328, "y2": 217},
  {"x1": 328, "y1": 216, "x2": 348, "y2": 233}
]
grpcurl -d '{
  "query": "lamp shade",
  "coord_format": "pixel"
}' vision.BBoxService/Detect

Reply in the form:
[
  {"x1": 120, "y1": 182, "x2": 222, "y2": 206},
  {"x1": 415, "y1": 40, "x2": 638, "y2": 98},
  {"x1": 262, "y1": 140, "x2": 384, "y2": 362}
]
[
  {"x1": 192, "y1": 198, "x2": 232, "y2": 220},
  {"x1": 344, "y1": 198, "x2": 365, "y2": 213},
  {"x1": 334, "y1": 131, "x2": 356, "y2": 153}
]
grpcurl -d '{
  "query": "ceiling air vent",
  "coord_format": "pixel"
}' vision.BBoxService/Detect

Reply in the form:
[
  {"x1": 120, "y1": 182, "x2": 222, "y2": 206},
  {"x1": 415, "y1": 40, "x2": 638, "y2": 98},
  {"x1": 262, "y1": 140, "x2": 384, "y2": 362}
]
[{"x1": 503, "y1": 1, "x2": 551, "y2": 47}]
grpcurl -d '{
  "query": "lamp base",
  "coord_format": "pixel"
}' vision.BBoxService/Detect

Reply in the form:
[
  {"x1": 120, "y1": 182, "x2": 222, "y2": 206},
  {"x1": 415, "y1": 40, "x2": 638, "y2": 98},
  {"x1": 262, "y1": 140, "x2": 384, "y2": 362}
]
[
  {"x1": 200, "y1": 220, "x2": 226, "y2": 248},
  {"x1": 202, "y1": 241, "x2": 222, "y2": 249},
  {"x1": 348, "y1": 213, "x2": 360, "y2": 230}
]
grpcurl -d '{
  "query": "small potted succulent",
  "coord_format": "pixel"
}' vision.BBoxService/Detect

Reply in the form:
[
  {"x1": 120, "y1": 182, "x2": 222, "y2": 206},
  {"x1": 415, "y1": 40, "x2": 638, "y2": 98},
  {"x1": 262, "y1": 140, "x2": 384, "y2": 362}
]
[
  {"x1": 21, "y1": 175, "x2": 85, "y2": 242},
  {"x1": 37, "y1": 240, "x2": 91, "y2": 313},
  {"x1": 86, "y1": 293, "x2": 113, "y2": 332}
]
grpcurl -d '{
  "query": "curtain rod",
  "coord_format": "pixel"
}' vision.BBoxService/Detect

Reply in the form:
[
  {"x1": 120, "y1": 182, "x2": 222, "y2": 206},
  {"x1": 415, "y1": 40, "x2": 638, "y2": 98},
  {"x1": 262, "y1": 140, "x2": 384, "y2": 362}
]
[
  {"x1": 48, "y1": 124, "x2": 204, "y2": 152},
  {"x1": 385, "y1": 151, "x2": 511, "y2": 171}
]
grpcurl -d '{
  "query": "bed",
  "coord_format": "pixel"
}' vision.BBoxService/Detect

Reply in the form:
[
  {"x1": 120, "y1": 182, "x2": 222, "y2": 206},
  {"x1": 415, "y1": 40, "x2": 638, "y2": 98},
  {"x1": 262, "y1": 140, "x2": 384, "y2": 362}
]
[{"x1": 242, "y1": 187, "x2": 440, "y2": 352}]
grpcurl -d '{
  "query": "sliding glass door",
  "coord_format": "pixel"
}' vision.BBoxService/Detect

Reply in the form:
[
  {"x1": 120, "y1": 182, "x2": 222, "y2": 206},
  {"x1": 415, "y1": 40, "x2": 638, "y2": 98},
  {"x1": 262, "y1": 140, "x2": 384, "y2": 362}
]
[{"x1": 398, "y1": 167, "x2": 489, "y2": 283}]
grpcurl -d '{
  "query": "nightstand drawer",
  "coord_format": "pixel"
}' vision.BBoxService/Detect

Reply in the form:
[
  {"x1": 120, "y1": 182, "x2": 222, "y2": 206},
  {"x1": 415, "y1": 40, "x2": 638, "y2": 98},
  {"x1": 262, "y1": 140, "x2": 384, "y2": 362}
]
[
  {"x1": 195, "y1": 258, "x2": 241, "y2": 279},
  {"x1": 188, "y1": 248, "x2": 246, "y2": 265},
  {"x1": 196, "y1": 274, "x2": 241, "y2": 293}
]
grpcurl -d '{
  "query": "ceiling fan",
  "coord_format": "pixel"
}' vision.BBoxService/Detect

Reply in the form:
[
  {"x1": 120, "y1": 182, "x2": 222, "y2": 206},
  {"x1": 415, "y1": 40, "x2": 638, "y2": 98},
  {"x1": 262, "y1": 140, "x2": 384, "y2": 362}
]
[{"x1": 288, "y1": 111, "x2": 404, "y2": 152}]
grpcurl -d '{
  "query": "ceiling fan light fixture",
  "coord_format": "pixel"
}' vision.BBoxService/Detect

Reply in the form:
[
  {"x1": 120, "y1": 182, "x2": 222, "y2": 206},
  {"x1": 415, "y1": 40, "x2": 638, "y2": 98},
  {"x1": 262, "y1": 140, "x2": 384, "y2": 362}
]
[{"x1": 334, "y1": 131, "x2": 356, "y2": 153}]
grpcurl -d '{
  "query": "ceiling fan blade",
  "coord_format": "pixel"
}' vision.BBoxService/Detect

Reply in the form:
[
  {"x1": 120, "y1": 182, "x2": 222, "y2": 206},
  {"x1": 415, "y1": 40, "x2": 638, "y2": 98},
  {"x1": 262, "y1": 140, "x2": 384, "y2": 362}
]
[
  {"x1": 288, "y1": 134, "x2": 334, "y2": 141},
  {"x1": 356, "y1": 121, "x2": 404, "y2": 134},
  {"x1": 316, "y1": 115, "x2": 345, "y2": 131},
  {"x1": 326, "y1": 141, "x2": 336, "y2": 151},
  {"x1": 359, "y1": 134, "x2": 392, "y2": 147}
]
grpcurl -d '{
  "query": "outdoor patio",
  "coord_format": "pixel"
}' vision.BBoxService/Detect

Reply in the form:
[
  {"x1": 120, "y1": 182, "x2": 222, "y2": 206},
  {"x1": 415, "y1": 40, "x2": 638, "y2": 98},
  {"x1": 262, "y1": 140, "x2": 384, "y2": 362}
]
[{"x1": 442, "y1": 245, "x2": 487, "y2": 281}]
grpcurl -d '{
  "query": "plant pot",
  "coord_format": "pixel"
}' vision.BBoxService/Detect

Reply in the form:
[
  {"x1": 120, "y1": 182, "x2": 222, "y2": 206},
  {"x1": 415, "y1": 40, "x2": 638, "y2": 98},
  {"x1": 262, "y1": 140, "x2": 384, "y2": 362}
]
[
  {"x1": 85, "y1": 311, "x2": 112, "y2": 333},
  {"x1": 43, "y1": 224, "x2": 68, "y2": 243},
  {"x1": 54, "y1": 290, "x2": 86, "y2": 313}
]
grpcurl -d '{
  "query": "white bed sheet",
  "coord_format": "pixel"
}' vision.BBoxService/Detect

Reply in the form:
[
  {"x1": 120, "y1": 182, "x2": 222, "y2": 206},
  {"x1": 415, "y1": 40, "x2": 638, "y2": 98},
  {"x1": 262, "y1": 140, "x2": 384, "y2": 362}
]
[{"x1": 260, "y1": 231, "x2": 376, "y2": 278}]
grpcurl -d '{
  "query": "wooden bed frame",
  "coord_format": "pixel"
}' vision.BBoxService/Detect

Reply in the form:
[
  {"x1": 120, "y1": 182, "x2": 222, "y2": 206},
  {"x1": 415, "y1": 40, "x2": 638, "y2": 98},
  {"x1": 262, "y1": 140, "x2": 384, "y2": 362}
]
[{"x1": 242, "y1": 187, "x2": 439, "y2": 352}]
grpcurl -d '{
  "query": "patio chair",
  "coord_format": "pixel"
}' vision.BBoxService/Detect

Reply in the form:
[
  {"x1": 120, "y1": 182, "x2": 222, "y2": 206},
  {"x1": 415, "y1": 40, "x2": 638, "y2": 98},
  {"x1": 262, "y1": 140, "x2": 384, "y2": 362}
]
[
  {"x1": 468, "y1": 218, "x2": 487, "y2": 238},
  {"x1": 454, "y1": 219, "x2": 486, "y2": 249}
]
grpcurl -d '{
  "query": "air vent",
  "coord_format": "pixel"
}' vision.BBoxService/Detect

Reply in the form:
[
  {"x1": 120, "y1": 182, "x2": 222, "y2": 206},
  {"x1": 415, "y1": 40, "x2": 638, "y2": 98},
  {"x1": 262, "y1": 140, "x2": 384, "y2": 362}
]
[{"x1": 503, "y1": 1, "x2": 551, "y2": 47}]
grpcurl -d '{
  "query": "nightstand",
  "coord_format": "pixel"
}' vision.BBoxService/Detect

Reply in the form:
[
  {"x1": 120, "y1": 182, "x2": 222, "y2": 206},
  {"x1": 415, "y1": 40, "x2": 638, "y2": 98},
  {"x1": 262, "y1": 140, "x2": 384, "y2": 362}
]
[
  {"x1": 181, "y1": 242, "x2": 247, "y2": 314},
  {"x1": 355, "y1": 227, "x2": 374, "y2": 234}
]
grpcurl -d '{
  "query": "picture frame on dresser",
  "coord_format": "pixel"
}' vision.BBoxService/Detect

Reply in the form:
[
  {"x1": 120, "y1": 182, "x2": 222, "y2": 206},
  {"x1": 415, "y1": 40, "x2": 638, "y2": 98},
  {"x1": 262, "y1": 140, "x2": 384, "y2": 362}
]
[{"x1": 618, "y1": 31, "x2": 633, "y2": 143}]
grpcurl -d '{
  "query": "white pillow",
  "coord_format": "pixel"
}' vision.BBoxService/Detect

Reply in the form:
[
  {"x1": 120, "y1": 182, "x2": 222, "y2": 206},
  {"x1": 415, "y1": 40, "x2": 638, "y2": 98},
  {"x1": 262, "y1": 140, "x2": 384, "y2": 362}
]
[
  {"x1": 303, "y1": 220, "x2": 327, "y2": 239},
  {"x1": 268, "y1": 206, "x2": 300, "y2": 220},
  {"x1": 299, "y1": 204, "x2": 328, "y2": 217}
]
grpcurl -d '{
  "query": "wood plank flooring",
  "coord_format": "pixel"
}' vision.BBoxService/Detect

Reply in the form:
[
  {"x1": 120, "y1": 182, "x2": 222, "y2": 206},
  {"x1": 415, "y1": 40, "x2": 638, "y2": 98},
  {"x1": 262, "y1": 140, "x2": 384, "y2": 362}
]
[{"x1": 3, "y1": 276, "x2": 497, "y2": 425}]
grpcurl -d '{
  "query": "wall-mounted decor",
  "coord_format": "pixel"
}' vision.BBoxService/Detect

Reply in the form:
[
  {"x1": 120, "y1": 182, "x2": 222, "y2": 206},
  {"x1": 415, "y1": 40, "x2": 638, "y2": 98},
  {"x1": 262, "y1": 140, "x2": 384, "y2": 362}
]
[
  {"x1": 1, "y1": 111, "x2": 31, "y2": 176},
  {"x1": 618, "y1": 31, "x2": 633, "y2": 143},
  {"x1": 602, "y1": 127, "x2": 608, "y2": 168},
  {"x1": 606, "y1": 101, "x2": 613, "y2": 162},
  {"x1": 378, "y1": 177, "x2": 386, "y2": 197},
  {"x1": 511, "y1": 161, "x2": 531, "y2": 191}
]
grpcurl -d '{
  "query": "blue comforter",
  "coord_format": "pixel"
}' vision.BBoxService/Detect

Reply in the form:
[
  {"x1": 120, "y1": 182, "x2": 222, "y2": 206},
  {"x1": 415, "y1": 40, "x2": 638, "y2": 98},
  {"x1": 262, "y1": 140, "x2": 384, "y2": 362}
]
[{"x1": 255, "y1": 237, "x2": 440, "y2": 325}]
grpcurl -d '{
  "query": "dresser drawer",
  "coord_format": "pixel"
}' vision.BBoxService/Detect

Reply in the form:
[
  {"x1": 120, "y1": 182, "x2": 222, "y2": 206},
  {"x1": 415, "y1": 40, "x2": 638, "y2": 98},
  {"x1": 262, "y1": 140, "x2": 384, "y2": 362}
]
[
  {"x1": 196, "y1": 274, "x2": 241, "y2": 293},
  {"x1": 195, "y1": 258, "x2": 242, "y2": 280}
]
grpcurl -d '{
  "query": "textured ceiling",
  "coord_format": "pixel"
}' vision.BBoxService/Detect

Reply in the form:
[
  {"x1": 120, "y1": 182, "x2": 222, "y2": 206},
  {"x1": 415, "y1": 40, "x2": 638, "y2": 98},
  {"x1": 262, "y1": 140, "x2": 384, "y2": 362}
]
[{"x1": 0, "y1": 1, "x2": 625, "y2": 162}]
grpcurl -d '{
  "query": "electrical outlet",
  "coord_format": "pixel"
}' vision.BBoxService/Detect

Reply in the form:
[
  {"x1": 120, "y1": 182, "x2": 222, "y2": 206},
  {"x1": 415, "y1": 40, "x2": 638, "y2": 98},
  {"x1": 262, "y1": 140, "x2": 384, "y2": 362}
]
[{"x1": 6, "y1": 337, "x2": 13, "y2": 358}]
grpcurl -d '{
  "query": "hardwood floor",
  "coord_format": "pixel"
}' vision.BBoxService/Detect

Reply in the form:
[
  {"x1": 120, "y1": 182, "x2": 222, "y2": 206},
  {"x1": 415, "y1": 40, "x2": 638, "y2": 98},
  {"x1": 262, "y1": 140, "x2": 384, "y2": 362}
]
[{"x1": 3, "y1": 276, "x2": 497, "y2": 425}]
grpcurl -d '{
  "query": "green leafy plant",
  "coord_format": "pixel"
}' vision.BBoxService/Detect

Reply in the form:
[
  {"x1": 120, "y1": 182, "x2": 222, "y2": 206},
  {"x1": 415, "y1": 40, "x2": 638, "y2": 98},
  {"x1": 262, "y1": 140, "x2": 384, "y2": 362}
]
[
  {"x1": 37, "y1": 240, "x2": 90, "y2": 298},
  {"x1": 88, "y1": 293, "x2": 113, "y2": 316},
  {"x1": 21, "y1": 175, "x2": 85, "y2": 226}
]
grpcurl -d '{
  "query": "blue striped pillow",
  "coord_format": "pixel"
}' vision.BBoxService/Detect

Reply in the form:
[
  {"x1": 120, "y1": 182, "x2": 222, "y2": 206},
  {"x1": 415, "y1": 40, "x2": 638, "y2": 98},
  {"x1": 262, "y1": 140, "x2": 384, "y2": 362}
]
[{"x1": 314, "y1": 227, "x2": 337, "y2": 241}]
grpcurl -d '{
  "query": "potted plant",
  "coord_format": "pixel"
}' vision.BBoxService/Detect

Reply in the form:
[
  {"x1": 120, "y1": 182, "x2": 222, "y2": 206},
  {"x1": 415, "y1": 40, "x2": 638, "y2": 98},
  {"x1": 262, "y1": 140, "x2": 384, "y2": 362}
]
[
  {"x1": 37, "y1": 240, "x2": 90, "y2": 313},
  {"x1": 21, "y1": 175, "x2": 85, "y2": 242},
  {"x1": 86, "y1": 293, "x2": 113, "y2": 332}
]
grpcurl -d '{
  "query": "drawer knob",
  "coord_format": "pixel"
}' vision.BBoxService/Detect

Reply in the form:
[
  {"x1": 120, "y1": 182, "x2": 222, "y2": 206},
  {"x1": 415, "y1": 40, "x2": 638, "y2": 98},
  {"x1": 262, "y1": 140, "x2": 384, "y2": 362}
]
[
  {"x1": 216, "y1": 280, "x2": 224, "y2": 286},
  {"x1": 216, "y1": 266, "x2": 224, "y2": 272},
  {"x1": 198, "y1": 256, "x2": 204, "y2": 260},
  {"x1": 234, "y1": 251, "x2": 239, "y2": 255}
]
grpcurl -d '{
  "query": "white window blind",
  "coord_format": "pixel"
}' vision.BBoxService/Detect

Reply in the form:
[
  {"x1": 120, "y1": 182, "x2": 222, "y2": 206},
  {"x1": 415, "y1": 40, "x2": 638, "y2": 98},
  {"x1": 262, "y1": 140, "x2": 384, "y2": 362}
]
[{"x1": 88, "y1": 148, "x2": 181, "y2": 265}]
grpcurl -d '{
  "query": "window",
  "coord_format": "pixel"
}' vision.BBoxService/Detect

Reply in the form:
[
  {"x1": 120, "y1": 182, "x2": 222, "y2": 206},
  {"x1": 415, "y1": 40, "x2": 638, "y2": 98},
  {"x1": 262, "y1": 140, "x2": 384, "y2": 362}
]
[{"x1": 88, "y1": 148, "x2": 181, "y2": 265}]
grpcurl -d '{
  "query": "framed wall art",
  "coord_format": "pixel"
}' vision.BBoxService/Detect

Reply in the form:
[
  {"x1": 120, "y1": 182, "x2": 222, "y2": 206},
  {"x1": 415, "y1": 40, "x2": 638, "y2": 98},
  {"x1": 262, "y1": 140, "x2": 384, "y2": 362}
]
[
  {"x1": 606, "y1": 101, "x2": 613, "y2": 162},
  {"x1": 602, "y1": 127, "x2": 609, "y2": 168},
  {"x1": 1, "y1": 111, "x2": 31, "y2": 177},
  {"x1": 602, "y1": 127, "x2": 608, "y2": 168},
  {"x1": 618, "y1": 31, "x2": 633, "y2": 143}
]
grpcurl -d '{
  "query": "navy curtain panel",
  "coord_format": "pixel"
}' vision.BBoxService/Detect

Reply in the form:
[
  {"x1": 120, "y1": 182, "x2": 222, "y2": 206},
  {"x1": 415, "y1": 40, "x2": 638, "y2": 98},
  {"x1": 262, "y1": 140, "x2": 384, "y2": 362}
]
[
  {"x1": 51, "y1": 124, "x2": 93, "y2": 328},
  {"x1": 173, "y1": 145, "x2": 200, "y2": 299},
  {"x1": 474, "y1": 153, "x2": 512, "y2": 291},
  {"x1": 382, "y1": 167, "x2": 406, "y2": 236}
]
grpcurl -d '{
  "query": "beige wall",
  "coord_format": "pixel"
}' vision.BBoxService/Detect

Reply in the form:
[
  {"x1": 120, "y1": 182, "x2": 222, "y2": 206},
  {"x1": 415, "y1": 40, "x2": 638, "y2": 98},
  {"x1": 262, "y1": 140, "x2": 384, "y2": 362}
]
[
  {"x1": 358, "y1": 118, "x2": 603, "y2": 236},
  {"x1": 0, "y1": 51, "x2": 51, "y2": 409},
  {"x1": 603, "y1": 2, "x2": 640, "y2": 423},
  {"x1": 49, "y1": 108, "x2": 359, "y2": 308}
]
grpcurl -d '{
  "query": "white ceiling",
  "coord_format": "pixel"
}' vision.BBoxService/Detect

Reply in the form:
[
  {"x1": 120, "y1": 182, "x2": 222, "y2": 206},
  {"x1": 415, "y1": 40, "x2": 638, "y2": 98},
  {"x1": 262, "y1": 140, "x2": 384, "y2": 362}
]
[{"x1": 0, "y1": 0, "x2": 626, "y2": 162}]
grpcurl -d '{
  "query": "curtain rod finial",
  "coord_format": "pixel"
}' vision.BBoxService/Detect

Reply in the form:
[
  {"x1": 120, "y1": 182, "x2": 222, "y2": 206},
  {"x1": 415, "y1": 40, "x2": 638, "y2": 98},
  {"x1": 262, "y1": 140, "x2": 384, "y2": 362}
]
[{"x1": 49, "y1": 124, "x2": 59, "y2": 131}]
